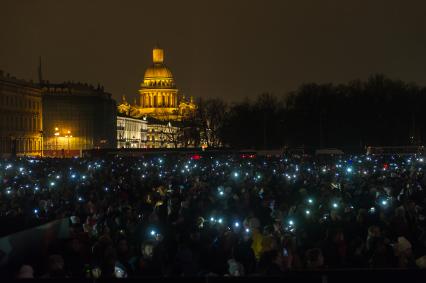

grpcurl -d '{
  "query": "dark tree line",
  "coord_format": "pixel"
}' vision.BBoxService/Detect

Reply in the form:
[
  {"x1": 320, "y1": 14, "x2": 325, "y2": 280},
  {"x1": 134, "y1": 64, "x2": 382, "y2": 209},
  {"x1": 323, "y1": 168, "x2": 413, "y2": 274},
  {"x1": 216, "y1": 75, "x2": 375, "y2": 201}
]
[{"x1": 188, "y1": 74, "x2": 426, "y2": 150}]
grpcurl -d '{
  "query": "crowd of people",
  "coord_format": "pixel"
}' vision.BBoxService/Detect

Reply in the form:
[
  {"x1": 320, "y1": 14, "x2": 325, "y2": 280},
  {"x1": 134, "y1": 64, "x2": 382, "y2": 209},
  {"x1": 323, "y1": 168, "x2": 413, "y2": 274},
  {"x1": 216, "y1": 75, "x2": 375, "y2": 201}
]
[{"x1": 0, "y1": 153, "x2": 426, "y2": 278}]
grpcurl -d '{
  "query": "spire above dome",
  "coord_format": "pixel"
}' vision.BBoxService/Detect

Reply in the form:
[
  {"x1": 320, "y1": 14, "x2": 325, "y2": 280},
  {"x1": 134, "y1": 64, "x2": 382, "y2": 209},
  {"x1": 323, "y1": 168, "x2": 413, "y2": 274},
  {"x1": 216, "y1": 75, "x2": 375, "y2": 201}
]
[{"x1": 153, "y1": 45, "x2": 164, "y2": 64}]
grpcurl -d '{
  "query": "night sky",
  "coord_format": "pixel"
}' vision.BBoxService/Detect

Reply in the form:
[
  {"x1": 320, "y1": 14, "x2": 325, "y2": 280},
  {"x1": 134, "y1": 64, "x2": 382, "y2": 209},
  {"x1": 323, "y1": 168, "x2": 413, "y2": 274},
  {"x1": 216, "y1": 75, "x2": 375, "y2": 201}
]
[{"x1": 1, "y1": 0, "x2": 426, "y2": 103}]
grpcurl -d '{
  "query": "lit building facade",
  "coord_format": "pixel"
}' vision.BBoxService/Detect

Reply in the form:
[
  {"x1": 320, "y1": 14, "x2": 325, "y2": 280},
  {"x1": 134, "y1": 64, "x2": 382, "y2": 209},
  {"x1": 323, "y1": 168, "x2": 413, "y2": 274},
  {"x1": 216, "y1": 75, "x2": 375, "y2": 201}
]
[
  {"x1": 146, "y1": 119, "x2": 181, "y2": 148},
  {"x1": 42, "y1": 82, "x2": 117, "y2": 156},
  {"x1": 0, "y1": 71, "x2": 43, "y2": 156},
  {"x1": 117, "y1": 115, "x2": 148, "y2": 148},
  {"x1": 117, "y1": 46, "x2": 196, "y2": 121}
]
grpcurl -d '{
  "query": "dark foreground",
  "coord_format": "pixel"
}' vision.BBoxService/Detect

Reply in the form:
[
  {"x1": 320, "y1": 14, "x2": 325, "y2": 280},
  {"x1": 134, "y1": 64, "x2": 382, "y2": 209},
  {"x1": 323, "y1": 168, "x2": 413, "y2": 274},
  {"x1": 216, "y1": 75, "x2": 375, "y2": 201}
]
[{"x1": 0, "y1": 153, "x2": 426, "y2": 279}]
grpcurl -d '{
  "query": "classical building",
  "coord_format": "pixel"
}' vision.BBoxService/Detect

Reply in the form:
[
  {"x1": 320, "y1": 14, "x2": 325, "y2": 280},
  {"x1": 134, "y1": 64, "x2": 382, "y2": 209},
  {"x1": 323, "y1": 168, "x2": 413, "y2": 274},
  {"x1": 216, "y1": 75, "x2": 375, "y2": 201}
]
[
  {"x1": 117, "y1": 46, "x2": 196, "y2": 121},
  {"x1": 146, "y1": 118, "x2": 182, "y2": 148},
  {"x1": 117, "y1": 115, "x2": 148, "y2": 148},
  {"x1": 0, "y1": 71, "x2": 43, "y2": 157},
  {"x1": 42, "y1": 81, "x2": 117, "y2": 156}
]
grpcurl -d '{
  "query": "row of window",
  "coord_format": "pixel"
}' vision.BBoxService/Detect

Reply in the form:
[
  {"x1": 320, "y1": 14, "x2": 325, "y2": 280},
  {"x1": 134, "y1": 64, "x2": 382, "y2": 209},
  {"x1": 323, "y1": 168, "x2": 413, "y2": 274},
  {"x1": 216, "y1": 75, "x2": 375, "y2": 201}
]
[
  {"x1": 0, "y1": 113, "x2": 41, "y2": 132},
  {"x1": 0, "y1": 137, "x2": 41, "y2": 154},
  {"x1": 0, "y1": 93, "x2": 41, "y2": 111}
]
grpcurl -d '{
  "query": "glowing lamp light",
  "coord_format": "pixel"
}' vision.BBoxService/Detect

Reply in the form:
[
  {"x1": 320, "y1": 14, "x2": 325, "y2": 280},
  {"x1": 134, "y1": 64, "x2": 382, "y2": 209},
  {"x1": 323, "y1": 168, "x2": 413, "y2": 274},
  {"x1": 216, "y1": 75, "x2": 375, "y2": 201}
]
[
  {"x1": 308, "y1": 198, "x2": 313, "y2": 204},
  {"x1": 34, "y1": 209, "x2": 39, "y2": 214},
  {"x1": 219, "y1": 191, "x2": 224, "y2": 196},
  {"x1": 288, "y1": 220, "x2": 294, "y2": 226},
  {"x1": 234, "y1": 222, "x2": 240, "y2": 227},
  {"x1": 346, "y1": 167, "x2": 353, "y2": 173},
  {"x1": 332, "y1": 203, "x2": 338, "y2": 208},
  {"x1": 245, "y1": 228, "x2": 250, "y2": 233},
  {"x1": 233, "y1": 172, "x2": 239, "y2": 178},
  {"x1": 218, "y1": 218, "x2": 223, "y2": 224},
  {"x1": 150, "y1": 230, "x2": 156, "y2": 236},
  {"x1": 50, "y1": 182, "x2": 55, "y2": 187},
  {"x1": 305, "y1": 210, "x2": 311, "y2": 215},
  {"x1": 210, "y1": 217, "x2": 215, "y2": 222},
  {"x1": 381, "y1": 200, "x2": 388, "y2": 206}
]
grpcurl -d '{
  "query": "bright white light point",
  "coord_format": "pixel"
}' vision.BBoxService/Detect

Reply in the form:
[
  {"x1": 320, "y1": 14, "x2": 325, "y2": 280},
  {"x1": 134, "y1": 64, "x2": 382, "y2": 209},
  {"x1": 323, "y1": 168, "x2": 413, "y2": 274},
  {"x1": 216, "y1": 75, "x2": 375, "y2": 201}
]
[
  {"x1": 234, "y1": 172, "x2": 239, "y2": 177},
  {"x1": 245, "y1": 228, "x2": 250, "y2": 233},
  {"x1": 218, "y1": 218, "x2": 223, "y2": 224},
  {"x1": 346, "y1": 167, "x2": 353, "y2": 173},
  {"x1": 71, "y1": 174, "x2": 76, "y2": 178},
  {"x1": 289, "y1": 220, "x2": 294, "y2": 226},
  {"x1": 306, "y1": 210, "x2": 310, "y2": 215},
  {"x1": 56, "y1": 175, "x2": 60, "y2": 179},
  {"x1": 50, "y1": 182, "x2": 55, "y2": 186},
  {"x1": 308, "y1": 198, "x2": 313, "y2": 204},
  {"x1": 420, "y1": 158, "x2": 424, "y2": 163},
  {"x1": 34, "y1": 209, "x2": 38, "y2": 214},
  {"x1": 210, "y1": 217, "x2": 214, "y2": 222},
  {"x1": 150, "y1": 230, "x2": 155, "y2": 235},
  {"x1": 82, "y1": 175, "x2": 86, "y2": 179},
  {"x1": 234, "y1": 222, "x2": 240, "y2": 227},
  {"x1": 333, "y1": 203, "x2": 338, "y2": 208},
  {"x1": 382, "y1": 200, "x2": 387, "y2": 205},
  {"x1": 219, "y1": 191, "x2": 224, "y2": 196},
  {"x1": 19, "y1": 167, "x2": 24, "y2": 172}
]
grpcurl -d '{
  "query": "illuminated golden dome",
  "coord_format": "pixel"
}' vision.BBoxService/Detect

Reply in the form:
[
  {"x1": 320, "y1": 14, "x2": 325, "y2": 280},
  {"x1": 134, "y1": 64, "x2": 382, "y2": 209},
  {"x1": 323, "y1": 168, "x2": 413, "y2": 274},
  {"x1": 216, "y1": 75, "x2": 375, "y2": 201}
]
[
  {"x1": 143, "y1": 65, "x2": 174, "y2": 80},
  {"x1": 142, "y1": 46, "x2": 175, "y2": 88}
]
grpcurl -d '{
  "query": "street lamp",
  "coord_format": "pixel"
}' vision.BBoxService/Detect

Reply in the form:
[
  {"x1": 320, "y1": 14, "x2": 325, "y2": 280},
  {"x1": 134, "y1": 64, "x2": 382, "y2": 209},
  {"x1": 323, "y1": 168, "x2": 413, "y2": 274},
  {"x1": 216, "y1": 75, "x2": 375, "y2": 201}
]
[
  {"x1": 39, "y1": 130, "x2": 44, "y2": 157},
  {"x1": 54, "y1": 127, "x2": 60, "y2": 153},
  {"x1": 64, "y1": 130, "x2": 72, "y2": 155}
]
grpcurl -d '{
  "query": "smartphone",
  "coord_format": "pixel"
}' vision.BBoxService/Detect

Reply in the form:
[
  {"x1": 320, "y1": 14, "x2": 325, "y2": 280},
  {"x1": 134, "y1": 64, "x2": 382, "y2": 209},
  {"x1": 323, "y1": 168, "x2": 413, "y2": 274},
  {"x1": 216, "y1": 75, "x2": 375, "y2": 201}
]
[{"x1": 283, "y1": 248, "x2": 289, "y2": 257}]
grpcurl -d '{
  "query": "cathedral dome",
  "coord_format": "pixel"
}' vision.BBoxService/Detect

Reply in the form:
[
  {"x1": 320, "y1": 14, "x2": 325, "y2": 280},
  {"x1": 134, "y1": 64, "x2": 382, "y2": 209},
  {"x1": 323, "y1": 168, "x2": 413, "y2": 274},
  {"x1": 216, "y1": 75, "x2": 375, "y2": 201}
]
[
  {"x1": 142, "y1": 46, "x2": 175, "y2": 88},
  {"x1": 144, "y1": 64, "x2": 174, "y2": 80}
]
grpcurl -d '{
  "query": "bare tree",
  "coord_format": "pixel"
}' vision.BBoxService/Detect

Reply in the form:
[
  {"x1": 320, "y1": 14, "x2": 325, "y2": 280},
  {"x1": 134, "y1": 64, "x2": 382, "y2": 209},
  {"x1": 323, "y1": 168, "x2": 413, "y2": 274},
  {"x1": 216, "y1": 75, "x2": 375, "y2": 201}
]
[{"x1": 197, "y1": 98, "x2": 227, "y2": 147}]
